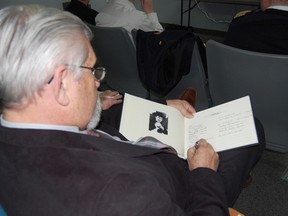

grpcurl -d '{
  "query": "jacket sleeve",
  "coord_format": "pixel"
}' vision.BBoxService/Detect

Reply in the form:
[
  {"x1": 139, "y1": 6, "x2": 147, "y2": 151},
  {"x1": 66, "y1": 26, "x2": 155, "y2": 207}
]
[
  {"x1": 93, "y1": 168, "x2": 229, "y2": 216},
  {"x1": 185, "y1": 168, "x2": 229, "y2": 215}
]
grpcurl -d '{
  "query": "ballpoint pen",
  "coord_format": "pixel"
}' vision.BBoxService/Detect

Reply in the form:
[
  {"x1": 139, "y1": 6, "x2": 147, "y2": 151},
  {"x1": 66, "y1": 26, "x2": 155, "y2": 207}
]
[{"x1": 194, "y1": 141, "x2": 200, "y2": 150}]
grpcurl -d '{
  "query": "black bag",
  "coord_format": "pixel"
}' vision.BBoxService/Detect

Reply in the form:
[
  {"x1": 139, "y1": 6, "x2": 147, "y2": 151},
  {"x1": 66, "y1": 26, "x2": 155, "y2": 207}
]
[{"x1": 136, "y1": 29, "x2": 205, "y2": 96}]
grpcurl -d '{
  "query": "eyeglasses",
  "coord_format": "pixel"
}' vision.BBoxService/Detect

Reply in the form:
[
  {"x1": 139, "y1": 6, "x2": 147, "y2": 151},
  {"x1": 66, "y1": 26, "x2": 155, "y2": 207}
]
[
  {"x1": 47, "y1": 65, "x2": 106, "y2": 84},
  {"x1": 80, "y1": 66, "x2": 106, "y2": 82}
]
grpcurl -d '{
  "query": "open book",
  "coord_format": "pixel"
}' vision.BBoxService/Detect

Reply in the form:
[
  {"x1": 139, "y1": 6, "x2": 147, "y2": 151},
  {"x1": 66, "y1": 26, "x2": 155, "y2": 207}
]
[{"x1": 119, "y1": 94, "x2": 258, "y2": 158}]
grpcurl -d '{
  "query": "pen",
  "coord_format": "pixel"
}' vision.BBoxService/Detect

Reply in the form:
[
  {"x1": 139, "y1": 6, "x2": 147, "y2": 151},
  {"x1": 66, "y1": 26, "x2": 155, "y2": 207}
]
[{"x1": 195, "y1": 141, "x2": 200, "y2": 150}]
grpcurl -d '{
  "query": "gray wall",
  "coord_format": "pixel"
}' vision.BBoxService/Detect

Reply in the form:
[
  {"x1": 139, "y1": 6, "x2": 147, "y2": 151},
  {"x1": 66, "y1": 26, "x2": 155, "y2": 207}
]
[{"x1": 0, "y1": 0, "x2": 258, "y2": 32}]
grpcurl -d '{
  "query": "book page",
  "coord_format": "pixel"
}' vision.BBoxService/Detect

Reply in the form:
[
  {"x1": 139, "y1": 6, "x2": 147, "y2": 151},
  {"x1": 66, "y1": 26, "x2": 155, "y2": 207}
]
[
  {"x1": 120, "y1": 94, "x2": 258, "y2": 159},
  {"x1": 184, "y1": 96, "x2": 258, "y2": 154},
  {"x1": 119, "y1": 94, "x2": 186, "y2": 156}
]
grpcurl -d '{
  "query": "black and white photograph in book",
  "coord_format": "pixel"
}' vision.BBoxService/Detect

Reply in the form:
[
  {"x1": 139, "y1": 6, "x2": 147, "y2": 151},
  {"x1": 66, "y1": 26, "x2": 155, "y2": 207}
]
[{"x1": 149, "y1": 111, "x2": 168, "y2": 135}]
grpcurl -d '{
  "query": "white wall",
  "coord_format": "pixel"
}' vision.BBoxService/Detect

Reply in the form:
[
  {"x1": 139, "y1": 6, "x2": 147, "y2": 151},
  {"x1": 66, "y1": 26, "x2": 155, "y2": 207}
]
[{"x1": 0, "y1": 0, "x2": 258, "y2": 32}]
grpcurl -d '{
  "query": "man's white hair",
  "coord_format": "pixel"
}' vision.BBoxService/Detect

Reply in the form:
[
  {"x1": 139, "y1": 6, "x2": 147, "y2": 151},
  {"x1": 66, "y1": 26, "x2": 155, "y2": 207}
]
[{"x1": 0, "y1": 4, "x2": 93, "y2": 110}]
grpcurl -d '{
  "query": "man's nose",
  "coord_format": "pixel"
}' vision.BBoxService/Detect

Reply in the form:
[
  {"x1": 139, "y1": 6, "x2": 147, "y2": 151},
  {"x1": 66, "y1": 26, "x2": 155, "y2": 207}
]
[{"x1": 95, "y1": 79, "x2": 101, "y2": 88}]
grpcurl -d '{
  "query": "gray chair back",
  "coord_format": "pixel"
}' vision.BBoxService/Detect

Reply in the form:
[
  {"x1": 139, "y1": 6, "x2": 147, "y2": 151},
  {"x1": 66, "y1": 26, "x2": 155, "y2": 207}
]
[
  {"x1": 88, "y1": 24, "x2": 211, "y2": 109},
  {"x1": 87, "y1": 24, "x2": 149, "y2": 98},
  {"x1": 206, "y1": 40, "x2": 288, "y2": 152}
]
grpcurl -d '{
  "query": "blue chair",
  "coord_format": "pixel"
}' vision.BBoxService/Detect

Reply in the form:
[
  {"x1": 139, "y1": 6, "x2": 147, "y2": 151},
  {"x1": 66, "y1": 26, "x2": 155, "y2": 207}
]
[{"x1": 0, "y1": 205, "x2": 7, "y2": 216}]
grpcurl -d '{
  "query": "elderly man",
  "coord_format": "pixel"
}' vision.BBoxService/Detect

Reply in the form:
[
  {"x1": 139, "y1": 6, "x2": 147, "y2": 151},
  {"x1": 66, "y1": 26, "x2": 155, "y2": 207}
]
[{"x1": 0, "y1": 4, "x2": 264, "y2": 216}]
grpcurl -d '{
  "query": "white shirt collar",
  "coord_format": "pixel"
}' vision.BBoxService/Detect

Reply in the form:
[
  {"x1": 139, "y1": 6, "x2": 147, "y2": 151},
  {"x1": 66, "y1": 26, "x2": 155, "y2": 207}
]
[
  {"x1": 0, "y1": 115, "x2": 81, "y2": 134},
  {"x1": 268, "y1": 6, "x2": 288, "y2": 11}
]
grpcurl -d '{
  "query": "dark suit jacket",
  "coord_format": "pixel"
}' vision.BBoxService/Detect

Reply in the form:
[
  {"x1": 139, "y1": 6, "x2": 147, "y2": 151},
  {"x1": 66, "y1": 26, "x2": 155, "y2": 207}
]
[
  {"x1": 65, "y1": 0, "x2": 98, "y2": 25},
  {"x1": 224, "y1": 9, "x2": 288, "y2": 54},
  {"x1": 0, "y1": 125, "x2": 230, "y2": 216},
  {"x1": 0, "y1": 108, "x2": 266, "y2": 216}
]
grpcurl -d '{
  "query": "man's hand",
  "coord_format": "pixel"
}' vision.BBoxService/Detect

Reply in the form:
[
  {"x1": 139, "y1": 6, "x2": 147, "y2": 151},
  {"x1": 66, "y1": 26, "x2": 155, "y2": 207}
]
[
  {"x1": 186, "y1": 139, "x2": 219, "y2": 172},
  {"x1": 141, "y1": 0, "x2": 154, "y2": 14},
  {"x1": 166, "y1": 99, "x2": 195, "y2": 118},
  {"x1": 100, "y1": 90, "x2": 123, "y2": 110}
]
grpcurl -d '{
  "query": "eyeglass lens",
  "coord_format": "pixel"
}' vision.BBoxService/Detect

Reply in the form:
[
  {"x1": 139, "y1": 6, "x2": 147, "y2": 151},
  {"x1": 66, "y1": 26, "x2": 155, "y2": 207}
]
[{"x1": 94, "y1": 67, "x2": 106, "y2": 81}]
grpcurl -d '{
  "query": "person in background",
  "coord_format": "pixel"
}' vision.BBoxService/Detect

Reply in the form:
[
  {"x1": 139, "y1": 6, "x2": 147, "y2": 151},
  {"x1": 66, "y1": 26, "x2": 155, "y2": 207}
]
[
  {"x1": 224, "y1": 0, "x2": 288, "y2": 54},
  {"x1": 0, "y1": 4, "x2": 265, "y2": 215},
  {"x1": 95, "y1": 0, "x2": 163, "y2": 33},
  {"x1": 65, "y1": 0, "x2": 98, "y2": 25}
]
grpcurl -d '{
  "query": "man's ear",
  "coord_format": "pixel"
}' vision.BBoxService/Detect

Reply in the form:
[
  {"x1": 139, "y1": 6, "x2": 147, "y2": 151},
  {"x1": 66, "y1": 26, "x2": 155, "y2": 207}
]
[{"x1": 52, "y1": 65, "x2": 70, "y2": 106}]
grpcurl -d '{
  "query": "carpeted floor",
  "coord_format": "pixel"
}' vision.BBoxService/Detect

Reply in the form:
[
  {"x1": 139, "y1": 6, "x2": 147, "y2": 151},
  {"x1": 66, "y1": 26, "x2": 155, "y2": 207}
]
[{"x1": 234, "y1": 149, "x2": 288, "y2": 215}]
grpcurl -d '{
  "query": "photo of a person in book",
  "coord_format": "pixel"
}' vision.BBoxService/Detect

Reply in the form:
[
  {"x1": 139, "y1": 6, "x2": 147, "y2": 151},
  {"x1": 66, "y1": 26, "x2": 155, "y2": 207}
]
[{"x1": 149, "y1": 111, "x2": 168, "y2": 135}]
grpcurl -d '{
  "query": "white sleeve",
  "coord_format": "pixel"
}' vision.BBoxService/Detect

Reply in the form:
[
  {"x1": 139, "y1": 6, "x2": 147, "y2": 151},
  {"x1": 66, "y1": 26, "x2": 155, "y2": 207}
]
[{"x1": 138, "y1": 12, "x2": 164, "y2": 32}]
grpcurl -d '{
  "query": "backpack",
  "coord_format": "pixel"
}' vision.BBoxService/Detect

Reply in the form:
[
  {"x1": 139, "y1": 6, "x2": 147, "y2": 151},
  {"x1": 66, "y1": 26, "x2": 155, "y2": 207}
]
[{"x1": 136, "y1": 29, "x2": 206, "y2": 96}]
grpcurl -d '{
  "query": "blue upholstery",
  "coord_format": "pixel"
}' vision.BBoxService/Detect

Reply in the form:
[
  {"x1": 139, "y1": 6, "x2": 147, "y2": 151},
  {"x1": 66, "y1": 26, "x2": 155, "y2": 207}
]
[{"x1": 0, "y1": 205, "x2": 7, "y2": 216}]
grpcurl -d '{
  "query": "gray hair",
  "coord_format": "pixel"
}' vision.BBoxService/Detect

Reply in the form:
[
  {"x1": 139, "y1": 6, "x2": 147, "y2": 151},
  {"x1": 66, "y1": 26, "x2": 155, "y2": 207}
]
[{"x1": 0, "y1": 4, "x2": 93, "y2": 110}]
